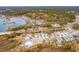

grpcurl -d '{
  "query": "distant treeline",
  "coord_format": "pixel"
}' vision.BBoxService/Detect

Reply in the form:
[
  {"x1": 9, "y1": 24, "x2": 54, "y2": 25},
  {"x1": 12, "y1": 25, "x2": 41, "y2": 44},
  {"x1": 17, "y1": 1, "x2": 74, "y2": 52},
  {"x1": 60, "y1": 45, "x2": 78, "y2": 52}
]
[{"x1": 1, "y1": 6, "x2": 79, "y2": 15}]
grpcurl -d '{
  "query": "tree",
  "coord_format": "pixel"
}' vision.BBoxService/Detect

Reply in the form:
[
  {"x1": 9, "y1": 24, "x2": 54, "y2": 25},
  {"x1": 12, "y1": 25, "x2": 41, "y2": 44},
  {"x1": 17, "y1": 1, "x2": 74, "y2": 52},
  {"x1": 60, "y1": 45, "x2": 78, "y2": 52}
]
[{"x1": 72, "y1": 23, "x2": 79, "y2": 30}]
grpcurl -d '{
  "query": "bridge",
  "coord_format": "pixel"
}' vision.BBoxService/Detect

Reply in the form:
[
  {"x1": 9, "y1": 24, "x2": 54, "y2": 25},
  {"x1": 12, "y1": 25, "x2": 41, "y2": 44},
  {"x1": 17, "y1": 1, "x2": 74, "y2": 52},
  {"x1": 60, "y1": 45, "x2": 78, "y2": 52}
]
[
  {"x1": 0, "y1": 32, "x2": 12, "y2": 35},
  {"x1": 0, "y1": 29, "x2": 25, "y2": 36}
]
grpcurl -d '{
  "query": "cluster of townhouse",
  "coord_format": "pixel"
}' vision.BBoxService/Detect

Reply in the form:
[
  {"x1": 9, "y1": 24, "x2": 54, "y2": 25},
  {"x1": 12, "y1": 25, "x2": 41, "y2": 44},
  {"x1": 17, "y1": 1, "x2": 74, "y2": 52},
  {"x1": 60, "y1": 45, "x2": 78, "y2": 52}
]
[
  {"x1": 21, "y1": 32, "x2": 54, "y2": 48},
  {"x1": 21, "y1": 22, "x2": 79, "y2": 48}
]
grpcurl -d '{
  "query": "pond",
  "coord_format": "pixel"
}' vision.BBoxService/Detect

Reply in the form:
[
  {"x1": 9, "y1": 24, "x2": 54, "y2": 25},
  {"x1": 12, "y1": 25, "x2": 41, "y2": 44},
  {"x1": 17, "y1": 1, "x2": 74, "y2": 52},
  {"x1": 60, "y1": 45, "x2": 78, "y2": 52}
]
[{"x1": 0, "y1": 16, "x2": 27, "y2": 32}]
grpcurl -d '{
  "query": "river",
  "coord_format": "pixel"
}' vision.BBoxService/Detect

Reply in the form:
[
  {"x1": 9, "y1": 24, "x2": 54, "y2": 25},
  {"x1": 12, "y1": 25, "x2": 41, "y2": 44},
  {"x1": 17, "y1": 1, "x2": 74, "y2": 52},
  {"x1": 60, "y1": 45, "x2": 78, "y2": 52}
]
[{"x1": 0, "y1": 16, "x2": 27, "y2": 32}]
